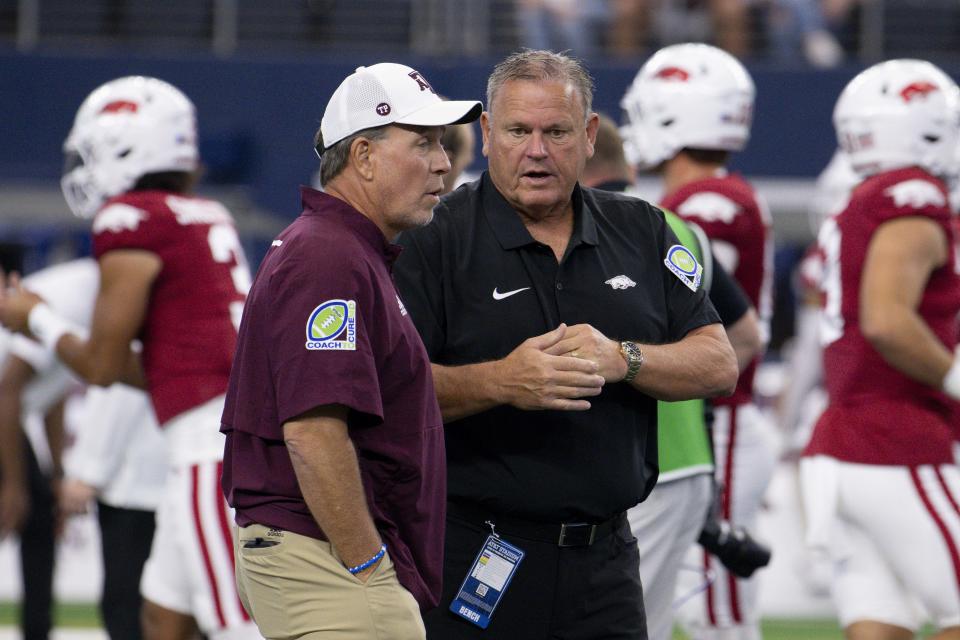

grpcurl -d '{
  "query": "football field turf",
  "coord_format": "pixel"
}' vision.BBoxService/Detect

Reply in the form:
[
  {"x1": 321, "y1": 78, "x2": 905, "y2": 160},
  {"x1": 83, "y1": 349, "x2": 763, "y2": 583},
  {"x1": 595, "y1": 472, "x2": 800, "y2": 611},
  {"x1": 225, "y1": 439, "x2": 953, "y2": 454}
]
[{"x1": 0, "y1": 602, "x2": 847, "y2": 639}]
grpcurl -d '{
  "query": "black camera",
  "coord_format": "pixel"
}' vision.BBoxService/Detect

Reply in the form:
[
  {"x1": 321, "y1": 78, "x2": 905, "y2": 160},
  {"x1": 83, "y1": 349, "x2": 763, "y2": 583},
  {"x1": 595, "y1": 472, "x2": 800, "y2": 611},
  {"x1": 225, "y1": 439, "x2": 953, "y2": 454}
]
[{"x1": 697, "y1": 516, "x2": 771, "y2": 578}]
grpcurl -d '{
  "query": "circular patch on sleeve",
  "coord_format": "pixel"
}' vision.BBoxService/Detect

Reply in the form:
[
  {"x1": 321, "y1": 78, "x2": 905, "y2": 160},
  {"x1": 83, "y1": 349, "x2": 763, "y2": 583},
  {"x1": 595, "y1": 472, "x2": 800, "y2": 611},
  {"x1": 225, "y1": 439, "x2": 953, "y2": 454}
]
[
  {"x1": 664, "y1": 245, "x2": 703, "y2": 292},
  {"x1": 307, "y1": 300, "x2": 349, "y2": 341}
]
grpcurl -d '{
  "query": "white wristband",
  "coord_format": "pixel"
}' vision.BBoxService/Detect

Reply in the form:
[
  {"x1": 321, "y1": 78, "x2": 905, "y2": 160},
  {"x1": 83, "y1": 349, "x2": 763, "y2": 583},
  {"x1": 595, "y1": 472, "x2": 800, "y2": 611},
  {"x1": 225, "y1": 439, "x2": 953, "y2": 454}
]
[
  {"x1": 27, "y1": 303, "x2": 85, "y2": 352},
  {"x1": 942, "y1": 352, "x2": 960, "y2": 401}
]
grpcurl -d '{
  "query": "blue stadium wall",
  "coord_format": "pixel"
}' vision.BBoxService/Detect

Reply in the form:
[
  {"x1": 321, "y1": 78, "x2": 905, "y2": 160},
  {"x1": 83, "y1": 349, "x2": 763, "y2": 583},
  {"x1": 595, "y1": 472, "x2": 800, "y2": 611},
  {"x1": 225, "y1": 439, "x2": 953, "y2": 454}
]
[{"x1": 1, "y1": 50, "x2": 873, "y2": 217}]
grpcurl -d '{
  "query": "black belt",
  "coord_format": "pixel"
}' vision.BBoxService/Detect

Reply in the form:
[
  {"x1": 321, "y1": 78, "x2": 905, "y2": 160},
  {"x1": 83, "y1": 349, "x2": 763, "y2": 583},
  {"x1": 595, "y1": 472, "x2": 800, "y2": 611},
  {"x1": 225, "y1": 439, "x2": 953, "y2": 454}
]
[{"x1": 447, "y1": 501, "x2": 625, "y2": 548}]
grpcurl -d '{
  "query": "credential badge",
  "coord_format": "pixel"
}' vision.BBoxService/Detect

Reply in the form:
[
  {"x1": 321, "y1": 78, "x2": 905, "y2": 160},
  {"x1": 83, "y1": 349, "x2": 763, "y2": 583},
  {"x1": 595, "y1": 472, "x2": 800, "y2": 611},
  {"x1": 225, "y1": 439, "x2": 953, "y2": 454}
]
[
  {"x1": 305, "y1": 300, "x2": 357, "y2": 351},
  {"x1": 664, "y1": 245, "x2": 703, "y2": 292}
]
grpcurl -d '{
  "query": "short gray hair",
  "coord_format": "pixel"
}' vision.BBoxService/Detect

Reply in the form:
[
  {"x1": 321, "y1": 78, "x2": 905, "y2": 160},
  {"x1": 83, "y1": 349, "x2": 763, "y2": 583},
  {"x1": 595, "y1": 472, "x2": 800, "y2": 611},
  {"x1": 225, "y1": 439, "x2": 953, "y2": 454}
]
[
  {"x1": 314, "y1": 125, "x2": 389, "y2": 187},
  {"x1": 486, "y1": 50, "x2": 595, "y2": 122}
]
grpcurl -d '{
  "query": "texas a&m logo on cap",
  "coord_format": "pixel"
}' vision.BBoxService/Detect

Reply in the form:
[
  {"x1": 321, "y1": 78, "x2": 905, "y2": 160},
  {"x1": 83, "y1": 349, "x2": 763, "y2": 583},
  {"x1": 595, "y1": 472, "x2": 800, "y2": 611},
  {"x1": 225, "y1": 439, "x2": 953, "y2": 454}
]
[{"x1": 408, "y1": 70, "x2": 436, "y2": 94}]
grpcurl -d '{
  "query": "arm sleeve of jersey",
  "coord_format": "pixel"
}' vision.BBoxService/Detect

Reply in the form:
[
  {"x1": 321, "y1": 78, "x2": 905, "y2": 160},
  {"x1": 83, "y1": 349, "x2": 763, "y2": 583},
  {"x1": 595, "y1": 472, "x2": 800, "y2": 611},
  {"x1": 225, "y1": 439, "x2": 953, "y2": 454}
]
[
  {"x1": 709, "y1": 262, "x2": 750, "y2": 327},
  {"x1": 394, "y1": 213, "x2": 446, "y2": 359},
  {"x1": 91, "y1": 202, "x2": 165, "y2": 259},
  {"x1": 675, "y1": 192, "x2": 747, "y2": 244},
  {"x1": 660, "y1": 219, "x2": 722, "y2": 341},
  {"x1": 871, "y1": 179, "x2": 953, "y2": 228},
  {"x1": 8, "y1": 334, "x2": 54, "y2": 374},
  {"x1": 268, "y1": 255, "x2": 384, "y2": 427},
  {"x1": 63, "y1": 385, "x2": 137, "y2": 490}
]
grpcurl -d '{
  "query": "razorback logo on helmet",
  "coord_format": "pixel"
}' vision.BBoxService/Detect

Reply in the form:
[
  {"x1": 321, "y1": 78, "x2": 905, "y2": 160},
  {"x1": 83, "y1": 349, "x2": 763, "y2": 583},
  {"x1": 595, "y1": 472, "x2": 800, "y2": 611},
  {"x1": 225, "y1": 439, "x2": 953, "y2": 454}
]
[
  {"x1": 92, "y1": 203, "x2": 147, "y2": 234},
  {"x1": 677, "y1": 191, "x2": 741, "y2": 224},
  {"x1": 884, "y1": 179, "x2": 946, "y2": 209},
  {"x1": 899, "y1": 81, "x2": 939, "y2": 103},
  {"x1": 100, "y1": 100, "x2": 139, "y2": 114},
  {"x1": 654, "y1": 66, "x2": 690, "y2": 82}
]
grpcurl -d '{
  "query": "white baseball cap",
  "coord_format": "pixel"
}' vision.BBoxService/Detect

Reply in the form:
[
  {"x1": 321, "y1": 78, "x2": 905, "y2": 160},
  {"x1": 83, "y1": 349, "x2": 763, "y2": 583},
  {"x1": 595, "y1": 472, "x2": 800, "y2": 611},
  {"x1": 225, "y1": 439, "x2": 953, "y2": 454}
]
[{"x1": 318, "y1": 63, "x2": 482, "y2": 154}]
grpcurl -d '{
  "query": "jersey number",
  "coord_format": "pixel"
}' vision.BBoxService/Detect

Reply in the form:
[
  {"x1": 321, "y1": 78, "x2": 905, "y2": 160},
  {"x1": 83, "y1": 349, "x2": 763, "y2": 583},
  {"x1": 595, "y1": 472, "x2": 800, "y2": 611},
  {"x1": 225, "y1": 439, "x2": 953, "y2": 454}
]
[
  {"x1": 208, "y1": 224, "x2": 252, "y2": 332},
  {"x1": 818, "y1": 217, "x2": 844, "y2": 346}
]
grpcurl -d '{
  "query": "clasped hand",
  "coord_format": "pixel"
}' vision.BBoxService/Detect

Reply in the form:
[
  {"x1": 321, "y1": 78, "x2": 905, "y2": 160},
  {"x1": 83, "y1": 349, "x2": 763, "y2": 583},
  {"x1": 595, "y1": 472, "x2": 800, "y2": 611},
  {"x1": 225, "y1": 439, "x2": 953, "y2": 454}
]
[
  {"x1": 547, "y1": 323, "x2": 629, "y2": 383},
  {"x1": 497, "y1": 323, "x2": 625, "y2": 412}
]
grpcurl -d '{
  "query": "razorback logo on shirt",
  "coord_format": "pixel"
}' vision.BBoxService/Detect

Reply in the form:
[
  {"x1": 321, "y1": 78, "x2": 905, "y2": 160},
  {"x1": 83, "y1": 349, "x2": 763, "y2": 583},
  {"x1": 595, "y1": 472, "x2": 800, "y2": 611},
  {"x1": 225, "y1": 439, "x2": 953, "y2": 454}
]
[
  {"x1": 884, "y1": 179, "x2": 946, "y2": 209},
  {"x1": 676, "y1": 192, "x2": 741, "y2": 224},
  {"x1": 605, "y1": 275, "x2": 637, "y2": 290},
  {"x1": 92, "y1": 203, "x2": 147, "y2": 234}
]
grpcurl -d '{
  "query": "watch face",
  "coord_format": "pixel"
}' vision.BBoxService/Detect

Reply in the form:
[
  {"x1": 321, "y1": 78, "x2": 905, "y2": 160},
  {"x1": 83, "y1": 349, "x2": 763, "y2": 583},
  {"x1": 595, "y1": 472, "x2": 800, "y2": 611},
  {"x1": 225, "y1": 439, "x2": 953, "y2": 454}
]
[{"x1": 621, "y1": 341, "x2": 643, "y2": 382}]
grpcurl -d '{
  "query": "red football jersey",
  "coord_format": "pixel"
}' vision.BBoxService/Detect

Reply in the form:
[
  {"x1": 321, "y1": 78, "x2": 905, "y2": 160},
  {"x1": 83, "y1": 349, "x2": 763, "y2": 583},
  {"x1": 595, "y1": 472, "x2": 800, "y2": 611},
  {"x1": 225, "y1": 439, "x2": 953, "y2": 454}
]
[
  {"x1": 663, "y1": 173, "x2": 774, "y2": 405},
  {"x1": 92, "y1": 190, "x2": 250, "y2": 425},
  {"x1": 948, "y1": 217, "x2": 960, "y2": 443},
  {"x1": 805, "y1": 167, "x2": 960, "y2": 465}
]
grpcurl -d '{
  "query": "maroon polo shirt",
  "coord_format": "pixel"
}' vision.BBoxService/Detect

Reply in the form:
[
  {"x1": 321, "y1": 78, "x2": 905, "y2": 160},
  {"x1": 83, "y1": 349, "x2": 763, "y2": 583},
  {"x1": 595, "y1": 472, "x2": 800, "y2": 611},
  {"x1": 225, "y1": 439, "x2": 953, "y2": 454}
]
[{"x1": 221, "y1": 186, "x2": 446, "y2": 610}]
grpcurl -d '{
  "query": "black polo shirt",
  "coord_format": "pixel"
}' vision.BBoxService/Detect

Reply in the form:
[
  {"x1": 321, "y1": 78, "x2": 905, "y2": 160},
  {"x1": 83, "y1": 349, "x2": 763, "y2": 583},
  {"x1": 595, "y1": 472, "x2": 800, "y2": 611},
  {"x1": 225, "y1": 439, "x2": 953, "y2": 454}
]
[{"x1": 394, "y1": 172, "x2": 720, "y2": 522}]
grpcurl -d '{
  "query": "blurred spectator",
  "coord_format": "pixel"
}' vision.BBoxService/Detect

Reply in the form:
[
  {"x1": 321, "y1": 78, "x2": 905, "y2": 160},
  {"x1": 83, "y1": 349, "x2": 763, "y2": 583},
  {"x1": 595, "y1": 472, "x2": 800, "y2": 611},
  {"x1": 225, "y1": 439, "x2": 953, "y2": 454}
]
[
  {"x1": 608, "y1": 0, "x2": 751, "y2": 58},
  {"x1": 606, "y1": 0, "x2": 849, "y2": 65},
  {"x1": 767, "y1": 0, "x2": 844, "y2": 67},
  {"x1": 822, "y1": 0, "x2": 861, "y2": 27},
  {"x1": 439, "y1": 122, "x2": 477, "y2": 195},
  {"x1": 60, "y1": 382, "x2": 167, "y2": 640},
  {"x1": 0, "y1": 249, "x2": 76, "y2": 640},
  {"x1": 515, "y1": 0, "x2": 610, "y2": 58},
  {"x1": 581, "y1": 113, "x2": 636, "y2": 191},
  {"x1": 0, "y1": 339, "x2": 66, "y2": 640}
]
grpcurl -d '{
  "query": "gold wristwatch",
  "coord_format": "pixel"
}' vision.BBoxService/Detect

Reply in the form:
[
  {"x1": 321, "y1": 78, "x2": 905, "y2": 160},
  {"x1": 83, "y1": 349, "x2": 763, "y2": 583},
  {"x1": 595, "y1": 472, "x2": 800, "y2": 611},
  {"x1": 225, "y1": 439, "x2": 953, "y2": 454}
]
[{"x1": 619, "y1": 341, "x2": 644, "y2": 383}]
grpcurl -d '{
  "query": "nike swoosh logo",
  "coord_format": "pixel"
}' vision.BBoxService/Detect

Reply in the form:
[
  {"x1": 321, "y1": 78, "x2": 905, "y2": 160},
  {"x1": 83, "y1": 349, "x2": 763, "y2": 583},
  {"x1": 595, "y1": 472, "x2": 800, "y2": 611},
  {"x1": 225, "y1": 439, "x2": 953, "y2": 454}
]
[{"x1": 492, "y1": 287, "x2": 531, "y2": 301}]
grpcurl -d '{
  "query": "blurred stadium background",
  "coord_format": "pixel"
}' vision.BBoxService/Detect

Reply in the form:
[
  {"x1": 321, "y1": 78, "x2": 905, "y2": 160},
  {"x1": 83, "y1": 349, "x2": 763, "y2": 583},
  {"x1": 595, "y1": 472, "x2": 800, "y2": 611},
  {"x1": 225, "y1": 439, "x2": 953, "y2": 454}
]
[{"x1": 2, "y1": 0, "x2": 958, "y2": 636}]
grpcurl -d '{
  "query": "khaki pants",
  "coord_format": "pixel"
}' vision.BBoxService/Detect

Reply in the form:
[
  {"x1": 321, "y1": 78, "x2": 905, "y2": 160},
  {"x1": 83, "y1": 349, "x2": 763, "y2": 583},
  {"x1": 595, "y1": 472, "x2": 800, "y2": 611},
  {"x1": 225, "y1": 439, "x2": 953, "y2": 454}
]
[{"x1": 235, "y1": 523, "x2": 425, "y2": 640}]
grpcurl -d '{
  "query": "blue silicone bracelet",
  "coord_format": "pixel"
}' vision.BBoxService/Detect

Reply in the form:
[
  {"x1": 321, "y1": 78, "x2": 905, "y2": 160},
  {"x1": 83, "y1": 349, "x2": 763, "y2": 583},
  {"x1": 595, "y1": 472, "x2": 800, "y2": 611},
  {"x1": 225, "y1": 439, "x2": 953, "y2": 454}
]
[{"x1": 347, "y1": 543, "x2": 387, "y2": 575}]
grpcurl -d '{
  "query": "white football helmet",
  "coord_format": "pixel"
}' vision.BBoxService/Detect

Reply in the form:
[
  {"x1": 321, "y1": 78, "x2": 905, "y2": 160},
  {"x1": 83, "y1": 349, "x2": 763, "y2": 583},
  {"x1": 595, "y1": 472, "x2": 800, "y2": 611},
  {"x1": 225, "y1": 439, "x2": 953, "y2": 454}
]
[
  {"x1": 620, "y1": 43, "x2": 755, "y2": 170},
  {"x1": 61, "y1": 76, "x2": 199, "y2": 218},
  {"x1": 833, "y1": 59, "x2": 960, "y2": 179}
]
